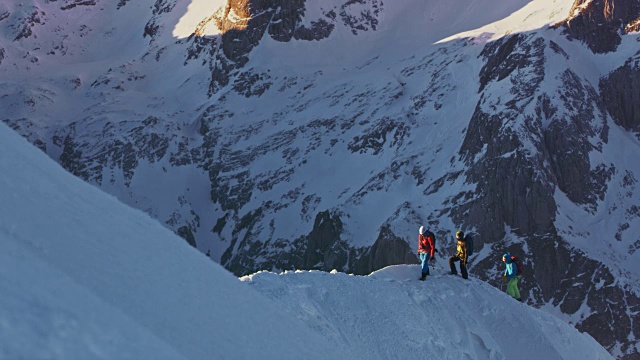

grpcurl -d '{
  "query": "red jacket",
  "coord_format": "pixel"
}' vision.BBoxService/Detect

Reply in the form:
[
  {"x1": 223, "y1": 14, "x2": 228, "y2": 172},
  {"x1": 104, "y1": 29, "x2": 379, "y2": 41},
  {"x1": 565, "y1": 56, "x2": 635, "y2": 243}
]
[{"x1": 418, "y1": 233, "x2": 435, "y2": 258}]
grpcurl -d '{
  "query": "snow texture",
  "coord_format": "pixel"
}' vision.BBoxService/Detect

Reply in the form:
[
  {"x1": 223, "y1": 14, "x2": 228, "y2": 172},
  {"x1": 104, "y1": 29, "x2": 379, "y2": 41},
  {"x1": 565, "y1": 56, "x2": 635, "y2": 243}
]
[{"x1": 0, "y1": 122, "x2": 338, "y2": 360}]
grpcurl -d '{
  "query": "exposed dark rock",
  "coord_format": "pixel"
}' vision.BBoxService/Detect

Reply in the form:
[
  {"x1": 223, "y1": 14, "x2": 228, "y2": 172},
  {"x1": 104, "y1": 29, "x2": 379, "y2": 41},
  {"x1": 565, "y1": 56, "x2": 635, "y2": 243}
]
[
  {"x1": 60, "y1": 0, "x2": 97, "y2": 11},
  {"x1": 425, "y1": 171, "x2": 462, "y2": 196},
  {"x1": 340, "y1": 0, "x2": 383, "y2": 35},
  {"x1": 301, "y1": 194, "x2": 321, "y2": 222},
  {"x1": 348, "y1": 117, "x2": 409, "y2": 155},
  {"x1": 116, "y1": 0, "x2": 130, "y2": 9},
  {"x1": 600, "y1": 59, "x2": 640, "y2": 133},
  {"x1": 294, "y1": 18, "x2": 334, "y2": 41},
  {"x1": 478, "y1": 34, "x2": 531, "y2": 92},
  {"x1": 151, "y1": 0, "x2": 177, "y2": 15},
  {"x1": 458, "y1": 106, "x2": 556, "y2": 245},
  {"x1": 210, "y1": 167, "x2": 255, "y2": 212},
  {"x1": 218, "y1": 4, "x2": 272, "y2": 66},
  {"x1": 267, "y1": 0, "x2": 305, "y2": 42},
  {"x1": 212, "y1": 213, "x2": 230, "y2": 235},
  {"x1": 143, "y1": 21, "x2": 159, "y2": 38},
  {"x1": 543, "y1": 70, "x2": 610, "y2": 208},
  {"x1": 300, "y1": 210, "x2": 347, "y2": 271},
  {"x1": 351, "y1": 225, "x2": 418, "y2": 275},
  {"x1": 53, "y1": 117, "x2": 175, "y2": 186},
  {"x1": 559, "y1": 0, "x2": 640, "y2": 53},
  {"x1": 177, "y1": 225, "x2": 197, "y2": 248},
  {"x1": 143, "y1": 0, "x2": 177, "y2": 38},
  {"x1": 548, "y1": 40, "x2": 569, "y2": 60},
  {"x1": 571, "y1": 257, "x2": 640, "y2": 357},
  {"x1": 59, "y1": 128, "x2": 99, "y2": 184},
  {"x1": 14, "y1": 9, "x2": 45, "y2": 41},
  {"x1": 2, "y1": 119, "x2": 47, "y2": 152},
  {"x1": 221, "y1": 205, "x2": 286, "y2": 275},
  {"x1": 232, "y1": 70, "x2": 272, "y2": 97}
]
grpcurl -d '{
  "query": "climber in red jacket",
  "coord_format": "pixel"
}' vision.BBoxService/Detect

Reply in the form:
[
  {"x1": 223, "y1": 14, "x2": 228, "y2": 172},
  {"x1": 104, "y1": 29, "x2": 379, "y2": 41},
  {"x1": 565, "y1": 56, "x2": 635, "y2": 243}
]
[{"x1": 418, "y1": 226, "x2": 435, "y2": 280}]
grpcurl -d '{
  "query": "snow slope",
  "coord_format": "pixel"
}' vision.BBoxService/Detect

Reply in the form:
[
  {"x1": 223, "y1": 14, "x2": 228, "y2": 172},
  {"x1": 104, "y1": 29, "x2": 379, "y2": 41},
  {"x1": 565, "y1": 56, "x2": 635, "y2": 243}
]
[
  {"x1": 0, "y1": 121, "x2": 611, "y2": 359},
  {"x1": 0, "y1": 122, "x2": 339, "y2": 359},
  {"x1": 244, "y1": 265, "x2": 612, "y2": 360}
]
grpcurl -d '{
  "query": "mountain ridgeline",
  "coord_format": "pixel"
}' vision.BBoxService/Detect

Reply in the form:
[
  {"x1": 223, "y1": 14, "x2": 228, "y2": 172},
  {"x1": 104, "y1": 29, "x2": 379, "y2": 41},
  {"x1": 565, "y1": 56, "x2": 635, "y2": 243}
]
[{"x1": 2, "y1": 0, "x2": 640, "y2": 358}]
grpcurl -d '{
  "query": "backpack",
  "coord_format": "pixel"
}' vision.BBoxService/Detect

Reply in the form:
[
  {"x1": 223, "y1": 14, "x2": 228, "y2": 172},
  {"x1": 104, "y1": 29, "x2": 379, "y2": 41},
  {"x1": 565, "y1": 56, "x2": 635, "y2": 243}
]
[
  {"x1": 511, "y1": 256, "x2": 524, "y2": 276},
  {"x1": 464, "y1": 234, "x2": 474, "y2": 256},
  {"x1": 426, "y1": 231, "x2": 438, "y2": 253}
]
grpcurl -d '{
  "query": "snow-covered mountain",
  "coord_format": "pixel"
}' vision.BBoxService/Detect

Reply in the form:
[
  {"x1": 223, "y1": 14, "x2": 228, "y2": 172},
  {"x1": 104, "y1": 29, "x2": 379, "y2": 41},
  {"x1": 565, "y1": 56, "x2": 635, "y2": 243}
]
[
  {"x1": 0, "y1": 121, "x2": 613, "y2": 359},
  {"x1": 2, "y1": 0, "x2": 640, "y2": 357}
]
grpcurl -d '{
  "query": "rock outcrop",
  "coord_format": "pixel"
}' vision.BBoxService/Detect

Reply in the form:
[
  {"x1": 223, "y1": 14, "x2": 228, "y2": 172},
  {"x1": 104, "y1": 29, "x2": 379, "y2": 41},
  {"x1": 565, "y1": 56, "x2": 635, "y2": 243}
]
[
  {"x1": 600, "y1": 56, "x2": 640, "y2": 134},
  {"x1": 559, "y1": 0, "x2": 640, "y2": 53}
]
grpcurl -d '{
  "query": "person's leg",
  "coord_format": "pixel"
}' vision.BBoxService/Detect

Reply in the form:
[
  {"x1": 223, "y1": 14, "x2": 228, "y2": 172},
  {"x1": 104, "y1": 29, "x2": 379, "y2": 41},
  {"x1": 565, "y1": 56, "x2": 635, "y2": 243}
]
[
  {"x1": 449, "y1": 256, "x2": 458, "y2": 275},
  {"x1": 513, "y1": 276, "x2": 521, "y2": 300},
  {"x1": 507, "y1": 277, "x2": 518, "y2": 298},
  {"x1": 420, "y1": 253, "x2": 429, "y2": 279},
  {"x1": 461, "y1": 261, "x2": 468, "y2": 279}
]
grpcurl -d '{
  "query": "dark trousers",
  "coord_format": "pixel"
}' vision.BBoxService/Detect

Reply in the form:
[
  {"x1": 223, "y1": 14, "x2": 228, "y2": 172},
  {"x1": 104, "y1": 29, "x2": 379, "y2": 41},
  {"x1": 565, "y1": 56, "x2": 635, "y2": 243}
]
[{"x1": 449, "y1": 255, "x2": 468, "y2": 279}]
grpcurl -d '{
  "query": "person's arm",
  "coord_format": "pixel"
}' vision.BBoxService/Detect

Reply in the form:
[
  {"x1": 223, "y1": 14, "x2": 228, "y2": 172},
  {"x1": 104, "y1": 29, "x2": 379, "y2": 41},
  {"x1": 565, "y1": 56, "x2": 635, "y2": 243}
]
[
  {"x1": 429, "y1": 235, "x2": 435, "y2": 258},
  {"x1": 506, "y1": 263, "x2": 516, "y2": 279}
]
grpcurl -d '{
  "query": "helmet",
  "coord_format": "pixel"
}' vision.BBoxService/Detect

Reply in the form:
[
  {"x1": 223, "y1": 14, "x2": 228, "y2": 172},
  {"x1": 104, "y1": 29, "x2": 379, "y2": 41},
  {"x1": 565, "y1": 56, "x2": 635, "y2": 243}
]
[
  {"x1": 456, "y1": 230, "x2": 464, "y2": 239},
  {"x1": 419, "y1": 226, "x2": 425, "y2": 235}
]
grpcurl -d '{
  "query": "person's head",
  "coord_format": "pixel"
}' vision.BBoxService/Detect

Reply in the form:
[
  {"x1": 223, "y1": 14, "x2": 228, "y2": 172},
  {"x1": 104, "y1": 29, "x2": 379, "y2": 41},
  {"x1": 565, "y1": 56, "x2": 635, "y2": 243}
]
[
  {"x1": 456, "y1": 230, "x2": 464, "y2": 241},
  {"x1": 502, "y1": 253, "x2": 511, "y2": 263},
  {"x1": 419, "y1": 226, "x2": 425, "y2": 235}
]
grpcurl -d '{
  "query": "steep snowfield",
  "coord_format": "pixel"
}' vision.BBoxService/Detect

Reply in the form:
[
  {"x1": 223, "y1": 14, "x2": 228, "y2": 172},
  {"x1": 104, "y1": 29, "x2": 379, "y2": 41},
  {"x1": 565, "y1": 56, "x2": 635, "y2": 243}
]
[
  {"x1": 0, "y1": 122, "x2": 338, "y2": 359},
  {"x1": 0, "y1": 122, "x2": 611, "y2": 359}
]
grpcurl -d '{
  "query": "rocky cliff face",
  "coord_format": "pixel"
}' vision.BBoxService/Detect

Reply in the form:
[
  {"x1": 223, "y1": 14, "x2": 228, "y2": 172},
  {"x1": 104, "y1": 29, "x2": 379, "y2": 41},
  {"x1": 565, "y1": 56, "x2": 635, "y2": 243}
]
[
  {"x1": 559, "y1": 0, "x2": 640, "y2": 53},
  {"x1": 600, "y1": 55, "x2": 640, "y2": 135}
]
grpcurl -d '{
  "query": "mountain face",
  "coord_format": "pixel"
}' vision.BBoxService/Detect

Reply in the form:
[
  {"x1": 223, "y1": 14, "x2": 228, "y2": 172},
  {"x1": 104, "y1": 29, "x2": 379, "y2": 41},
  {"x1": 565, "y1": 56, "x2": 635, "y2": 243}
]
[{"x1": 2, "y1": 0, "x2": 640, "y2": 358}]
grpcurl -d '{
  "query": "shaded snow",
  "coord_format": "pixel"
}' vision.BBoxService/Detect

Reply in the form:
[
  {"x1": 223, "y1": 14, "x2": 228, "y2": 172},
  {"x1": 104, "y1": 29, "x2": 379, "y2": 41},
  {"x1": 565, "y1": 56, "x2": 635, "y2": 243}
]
[{"x1": 0, "y1": 122, "x2": 338, "y2": 359}]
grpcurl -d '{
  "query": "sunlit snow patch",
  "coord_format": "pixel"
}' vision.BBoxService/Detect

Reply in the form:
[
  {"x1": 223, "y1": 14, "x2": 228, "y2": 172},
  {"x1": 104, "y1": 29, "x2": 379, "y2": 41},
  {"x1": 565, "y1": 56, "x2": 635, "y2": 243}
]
[{"x1": 173, "y1": 0, "x2": 227, "y2": 38}]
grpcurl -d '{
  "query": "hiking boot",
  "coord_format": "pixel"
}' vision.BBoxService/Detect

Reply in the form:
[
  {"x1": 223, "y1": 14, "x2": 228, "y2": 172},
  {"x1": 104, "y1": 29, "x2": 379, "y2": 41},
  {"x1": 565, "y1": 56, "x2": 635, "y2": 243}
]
[
  {"x1": 449, "y1": 271, "x2": 457, "y2": 275},
  {"x1": 420, "y1": 273, "x2": 427, "y2": 281}
]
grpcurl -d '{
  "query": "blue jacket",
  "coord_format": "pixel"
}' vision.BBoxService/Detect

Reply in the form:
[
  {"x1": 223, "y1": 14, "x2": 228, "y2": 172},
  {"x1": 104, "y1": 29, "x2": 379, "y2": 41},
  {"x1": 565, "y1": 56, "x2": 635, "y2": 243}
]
[{"x1": 503, "y1": 253, "x2": 519, "y2": 280}]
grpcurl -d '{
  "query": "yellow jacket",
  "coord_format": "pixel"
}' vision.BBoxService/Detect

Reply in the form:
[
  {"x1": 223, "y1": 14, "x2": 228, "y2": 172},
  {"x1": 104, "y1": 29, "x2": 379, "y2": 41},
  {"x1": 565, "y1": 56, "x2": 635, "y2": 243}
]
[{"x1": 456, "y1": 240, "x2": 467, "y2": 262}]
